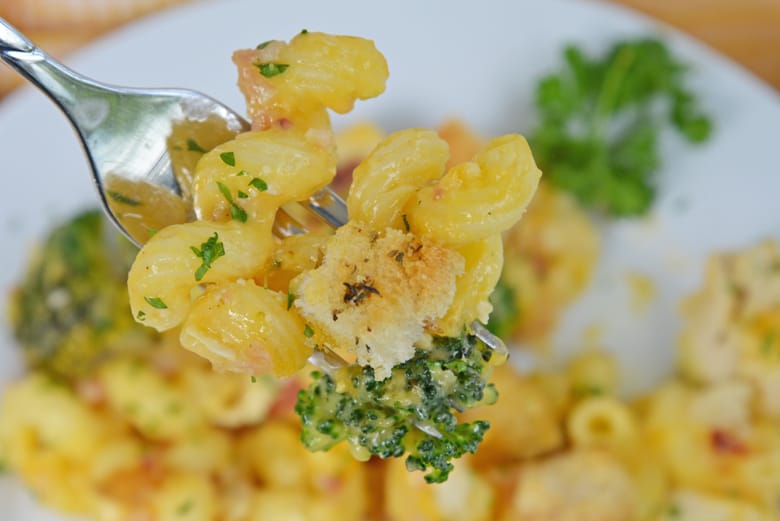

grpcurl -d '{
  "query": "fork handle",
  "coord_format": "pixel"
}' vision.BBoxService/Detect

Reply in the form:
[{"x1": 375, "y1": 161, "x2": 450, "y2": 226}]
[
  {"x1": 0, "y1": 16, "x2": 111, "y2": 134},
  {"x1": 0, "y1": 16, "x2": 35, "y2": 53}
]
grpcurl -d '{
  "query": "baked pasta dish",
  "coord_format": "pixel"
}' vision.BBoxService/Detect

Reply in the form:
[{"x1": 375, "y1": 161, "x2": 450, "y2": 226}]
[{"x1": 2, "y1": 29, "x2": 777, "y2": 521}]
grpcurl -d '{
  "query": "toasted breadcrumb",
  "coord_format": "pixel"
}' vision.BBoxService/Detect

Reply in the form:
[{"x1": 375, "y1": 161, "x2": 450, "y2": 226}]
[{"x1": 291, "y1": 221, "x2": 464, "y2": 380}]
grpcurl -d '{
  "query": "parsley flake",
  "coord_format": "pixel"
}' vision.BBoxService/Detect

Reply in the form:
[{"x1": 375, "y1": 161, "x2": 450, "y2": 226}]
[
  {"x1": 144, "y1": 296, "x2": 168, "y2": 309},
  {"x1": 219, "y1": 151, "x2": 236, "y2": 166},
  {"x1": 237, "y1": 190, "x2": 249, "y2": 199},
  {"x1": 106, "y1": 190, "x2": 141, "y2": 207},
  {"x1": 190, "y1": 232, "x2": 226, "y2": 281},
  {"x1": 304, "y1": 324, "x2": 314, "y2": 338},
  {"x1": 256, "y1": 40, "x2": 273, "y2": 50},
  {"x1": 401, "y1": 214, "x2": 410, "y2": 232},
  {"x1": 251, "y1": 375, "x2": 257, "y2": 383},
  {"x1": 137, "y1": 310, "x2": 146, "y2": 321},
  {"x1": 177, "y1": 500, "x2": 194, "y2": 516},
  {"x1": 762, "y1": 331, "x2": 776, "y2": 356},
  {"x1": 287, "y1": 291, "x2": 295, "y2": 310},
  {"x1": 255, "y1": 62, "x2": 290, "y2": 78},
  {"x1": 186, "y1": 138, "x2": 207, "y2": 153},
  {"x1": 249, "y1": 177, "x2": 268, "y2": 191},
  {"x1": 216, "y1": 181, "x2": 248, "y2": 222}
]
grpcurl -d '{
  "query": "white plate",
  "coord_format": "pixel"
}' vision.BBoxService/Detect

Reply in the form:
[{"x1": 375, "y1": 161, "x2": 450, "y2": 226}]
[{"x1": 1, "y1": 0, "x2": 779, "y2": 518}]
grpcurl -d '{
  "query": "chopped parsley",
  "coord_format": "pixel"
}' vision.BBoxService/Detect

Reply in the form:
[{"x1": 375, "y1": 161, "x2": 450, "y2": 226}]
[
  {"x1": 300, "y1": 29, "x2": 309, "y2": 35},
  {"x1": 144, "y1": 296, "x2": 167, "y2": 309},
  {"x1": 401, "y1": 214, "x2": 410, "y2": 232},
  {"x1": 762, "y1": 331, "x2": 776, "y2": 356},
  {"x1": 256, "y1": 62, "x2": 290, "y2": 78},
  {"x1": 216, "y1": 181, "x2": 248, "y2": 222},
  {"x1": 219, "y1": 151, "x2": 236, "y2": 166},
  {"x1": 237, "y1": 190, "x2": 249, "y2": 199},
  {"x1": 256, "y1": 40, "x2": 273, "y2": 50},
  {"x1": 236, "y1": 170, "x2": 249, "y2": 176},
  {"x1": 136, "y1": 310, "x2": 146, "y2": 321},
  {"x1": 190, "y1": 232, "x2": 226, "y2": 282},
  {"x1": 251, "y1": 375, "x2": 257, "y2": 383},
  {"x1": 106, "y1": 190, "x2": 141, "y2": 207},
  {"x1": 249, "y1": 177, "x2": 268, "y2": 192},
  {"x1": 304, "y1": 324, "x2": 315, "y2": 338},
  {"x1": 177, "y1": 500, "x2": 194, "y2": 516},
  {"x1": 186, "y1": 138, "x2": 207, "y2": 153},
  {"x1": 287, "y1": 291, "x2": 295, "y2": 310}
]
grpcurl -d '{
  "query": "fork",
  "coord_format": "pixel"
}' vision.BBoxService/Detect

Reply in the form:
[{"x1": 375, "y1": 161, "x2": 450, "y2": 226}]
[{"x1": 0, "y1": 17, "x2": 507, "y2": 362}]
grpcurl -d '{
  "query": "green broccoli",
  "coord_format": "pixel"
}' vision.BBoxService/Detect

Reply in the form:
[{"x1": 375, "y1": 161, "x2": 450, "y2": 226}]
[
  {"x1": 486, "y1": 279, "x2": 520, "y2": 340},
  {"x1": 295, "y1": 333, "x2": 498, "y2": 483},
  {"x1": 9, "y1": 209, "x2": 157, "y2": 379}
]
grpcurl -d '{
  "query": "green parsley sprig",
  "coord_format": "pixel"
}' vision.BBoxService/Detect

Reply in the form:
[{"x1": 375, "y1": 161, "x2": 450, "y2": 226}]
[
  {"x1": 530, "y1": 38, "x2": 713, "y2": 216},
  {"x1": 190, "y1": 233, "x2": 226, "y2": 281}
]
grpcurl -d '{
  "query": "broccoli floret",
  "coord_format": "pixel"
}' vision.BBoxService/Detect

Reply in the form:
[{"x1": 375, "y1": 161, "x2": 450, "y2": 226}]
[
  {"x1": 9, "y1": 209, "x2": 157, "y2": 379},
  {"x1": 486, "y1": 279, "x2": 520, "y2": 340},
  {"x1": 295, "y1": 333, "x2": 498, "y2": 483}
]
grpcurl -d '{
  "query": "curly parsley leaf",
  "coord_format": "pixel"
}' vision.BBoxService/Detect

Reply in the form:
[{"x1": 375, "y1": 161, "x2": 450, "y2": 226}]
[
  {"x1": 530, "y1": 38, "x2": 713, "y2": 216},
  {"x1": 190, "y1": 233, "x2": 226, "y2": 281}
]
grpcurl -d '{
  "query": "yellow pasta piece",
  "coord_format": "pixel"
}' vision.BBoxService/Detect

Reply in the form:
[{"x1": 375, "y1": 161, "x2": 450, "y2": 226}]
[
  {"x1": 151, "y1": 473, "x2": 217, "y2": 521},
  {"x1": 505, "y1": 449, "x2": 639, "y2": 521},
  {"x1": 180, "y1": 279, "x2": 311, "y2": 376},
  {"x1": 0, "y1": 373, "x2": 109, "y2": 463},
  {"x1": 162, "y1": 428, "x2": 233, "y2": 475},
  {"x1": 385, "y1": 457, "x2": 495, "y2": 521},
  {"x1": 246, "y1": 489, "x2": 313, "y2": 521},
  {"x1": 181, "y1": 368, "x2": 280, "y2": 428},
  {"x1": 460, "y1": 365, "x2": 563, "y2": 464},
  {"x1": 347, "y1": 128, "x2": 449, "y2": 230},
  {"x1": 98, "y1": 357, "x2": 205, "y2": 441},
  {"x1": 433, "y1": 234, "x2": 503, "y2": 337},
  {"x1": 233, "y1": 32, "x2": 388, "y2": 131},
  {"x1": 567, "y1": 396, "x2": 639, "y2": 452},
  {"x1": 128, "y1": 220, "x2": 273, "y2": 331},
  {"x1": 88, "y1": 435, "x2": 144, "y2": 484},
  {"x1": 239, "y1": 420, "x2": 310, "y2": 489},
  {"x1": 407, "y1": 134, "x2": 541, "y2": 247},
  {"x1": 567, "y1": 350, "x2": 620, "y2": 398},
  {"x1": 192, "y1": 129, "x2": 337, "y2": 223}
]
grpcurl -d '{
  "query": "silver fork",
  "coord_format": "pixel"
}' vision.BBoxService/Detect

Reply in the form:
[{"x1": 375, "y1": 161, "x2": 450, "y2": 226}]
[{"x1": 0, "y1": 17, "x2": 507, "y2": 362}]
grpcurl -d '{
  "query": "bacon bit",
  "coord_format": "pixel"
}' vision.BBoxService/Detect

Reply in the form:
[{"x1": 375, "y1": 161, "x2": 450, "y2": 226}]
[
  {"x1": 333, "y1": 160, "x2": 359, "y2": 195},
  {"x1": 314, "y1": 475, "x2": 344, "y2": 494},
  {"x1": 268, "y1": 377, "x2": 305, "y2": 418},
  {"x1": 75, "y1": 378, "x2": 105, "y2": 405},
  {"x1": 711, "y1": 429, "x2": 748, "y2": 455}
]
